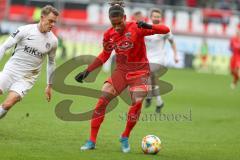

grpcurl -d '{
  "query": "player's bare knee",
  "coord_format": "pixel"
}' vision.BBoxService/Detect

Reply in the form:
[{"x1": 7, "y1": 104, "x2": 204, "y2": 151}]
[
  {"x1": 131, "y1": 92, "x2": 146, "y2": 104},
  {"x1": 131, "y1": 90, "x2": 147, "y2": 104},
  {"x1": 132, "y1": 90, "x2": 148, "y2": 98},
  {"x1": 101, "y1": 83, "x2": 117, "y2": 100}
]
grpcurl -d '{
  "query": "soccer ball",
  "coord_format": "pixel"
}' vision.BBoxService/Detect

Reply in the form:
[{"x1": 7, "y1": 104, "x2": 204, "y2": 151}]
[{"x1": 141, "y1": 135, "x2": 161, "y2": 154}]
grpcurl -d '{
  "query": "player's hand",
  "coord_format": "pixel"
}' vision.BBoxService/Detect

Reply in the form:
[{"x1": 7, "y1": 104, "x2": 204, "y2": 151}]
[
  {"x1": 45, "y1": 85, "x2": 52, "y2": 102},
  {"x1": 137, "y1": 21, "x2": 152, "y2": 29},
  {"x1": 75, "y1": 70, "x2": 90, "y2": 83},
  {"x1": 174, "y1": 54, "x2": 179, "y2": 63}
]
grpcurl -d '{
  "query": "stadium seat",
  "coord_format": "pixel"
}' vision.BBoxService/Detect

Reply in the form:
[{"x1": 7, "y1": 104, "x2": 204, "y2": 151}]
[
  {"x1": 192, "y1": 10, "x2": 204, "y2": 34},
  {"x1": 175, "y1": 11, "x2": 189, "y2": 32}
]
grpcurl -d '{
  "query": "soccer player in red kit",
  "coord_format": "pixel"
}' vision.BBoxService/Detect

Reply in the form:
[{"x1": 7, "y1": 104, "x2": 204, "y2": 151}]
[
  {"x1": 75, "y1": 4, "x2": 170, "y2": 153},
  {"x1": 230, "y1": 27, "x2": 240, "y2": 89}
]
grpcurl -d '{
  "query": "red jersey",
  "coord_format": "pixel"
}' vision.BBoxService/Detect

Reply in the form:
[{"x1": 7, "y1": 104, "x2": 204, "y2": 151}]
[
  {"x1": 230, "y1": 36, "x2": 240, "y2": 70},
  {"x1": 230, "y1": 36, "x2": 240, "y2": 57},
  {"x1": 87, "y1": 22, "x2": 170, "y2": 72}
]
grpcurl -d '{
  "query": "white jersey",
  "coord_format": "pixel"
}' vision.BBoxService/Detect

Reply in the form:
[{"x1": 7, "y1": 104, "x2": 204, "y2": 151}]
[
  {"x1": 145, "y1": 31, "x2": 173, "y2": 65},
  {"x1": 0, "y1": 24, "x2": 58, "y2": 84}
]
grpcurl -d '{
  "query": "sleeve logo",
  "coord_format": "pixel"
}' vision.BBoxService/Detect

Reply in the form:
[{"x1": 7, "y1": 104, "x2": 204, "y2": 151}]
[{"x1": 11, "y1": 29, "x2": 20, "y2": 38}]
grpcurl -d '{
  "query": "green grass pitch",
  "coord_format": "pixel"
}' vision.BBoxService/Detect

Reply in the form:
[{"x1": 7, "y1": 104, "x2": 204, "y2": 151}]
[{"x1": 0, "y1": 56, "x2": 240, "y2": 160}]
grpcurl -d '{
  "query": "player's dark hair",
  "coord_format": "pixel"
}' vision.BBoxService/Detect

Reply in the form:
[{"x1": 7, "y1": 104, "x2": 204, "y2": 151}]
[
  {"x1": 41, "y1": 5, "x2": 59, "y2": 16},
  {"x1": 109, "y1": 4, "x2": 125, "y2": 18},
  {"x1": 133, "y1": 11, "x2": 142, "y2": 16},
  {"x1": 109, "y1": 0, "x2": 125, "y2": 7},
  {"x1": 150, "y1": 8, "x2": 162, "y2": 17}
]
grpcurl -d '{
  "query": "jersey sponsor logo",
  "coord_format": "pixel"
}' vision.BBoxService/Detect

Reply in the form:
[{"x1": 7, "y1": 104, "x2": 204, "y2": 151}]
[
  {"x1": 104, "y1": 40, "x2": 134, "y2": 52},
  {"x1": 117, "y1": 32, "x2": 134, "y2": 51},
  {"x1": 117, "y1": 40, "x2": 134, "y2": 51},
  {"x1": 24, "y1": 45, "x2": 44, "y2": 58},
  {"x1": 11, "y1": 30, "x2": 20, "y2": 38}
]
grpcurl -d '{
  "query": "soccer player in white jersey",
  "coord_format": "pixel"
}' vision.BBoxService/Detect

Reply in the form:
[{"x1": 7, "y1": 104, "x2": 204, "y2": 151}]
[
  {"x1": 145, "y1": 8, "x2": 178, "y2": 113},
  {"x1": 0, "y1": 5, "x2": 59, "y2": 119}
]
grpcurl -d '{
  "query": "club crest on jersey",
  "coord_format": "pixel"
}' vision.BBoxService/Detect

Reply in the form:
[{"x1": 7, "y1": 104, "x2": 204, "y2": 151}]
[
  {"x1": 125, "y1": 32, "x2": 131, "y2": 38},
  {"x1": 46, "y1": 43, "x2": 51, "y2": 49}
]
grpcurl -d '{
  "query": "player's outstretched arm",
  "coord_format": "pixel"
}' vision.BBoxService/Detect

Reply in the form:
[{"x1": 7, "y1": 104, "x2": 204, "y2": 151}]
[
  {"x1": 0, "y1": 27, "x2": 26, "y2": 61},
  {"x1": 75, "y1": 50, "x2": 111, "y2": 83},
  {"x1": 0, "y1": 37, "x2": 18, "y2": 61},
  {"x1": 137, "y1": 21, "x2": 170, "y2": 36},
  {"x1": 169, "y1": 39, "x2": 179, "y2": 63},
  {"x1": 75, "y1": 52, "x2": 111, "y2": 83},
  {"x1": 75, "y1": 31, "x2": 113, "y2": 83},
  {"x1": 46, "y1": 41, "x2": 57, "y2": 102}
]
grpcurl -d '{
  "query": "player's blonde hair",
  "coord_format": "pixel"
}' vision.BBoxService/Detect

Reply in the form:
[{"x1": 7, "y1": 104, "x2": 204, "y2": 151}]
[{"x1": 41, "y1": 5, "x2": 59, "y2": 16}]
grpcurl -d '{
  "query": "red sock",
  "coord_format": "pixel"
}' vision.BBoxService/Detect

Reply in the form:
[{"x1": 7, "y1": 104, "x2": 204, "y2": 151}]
[
  {"x1": 121, "y1": 101, "x2": 142, "y2": 138},
  {"x1": 89, "y1": 97, "x2": 109, "y2": 143}
]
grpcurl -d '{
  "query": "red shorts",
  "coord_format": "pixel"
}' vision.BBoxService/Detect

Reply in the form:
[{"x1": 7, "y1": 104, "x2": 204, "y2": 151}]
[
  {"x1": 230, "y1": 56, "x2": 240, "y2": 72},
  {"x1": 105, "y1": 69, "x2": 149, "y2": 94}
]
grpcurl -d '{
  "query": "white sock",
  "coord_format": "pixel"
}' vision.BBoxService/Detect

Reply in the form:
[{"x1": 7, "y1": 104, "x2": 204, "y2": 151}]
[
  {"x1": 156, "y1": 96, "x2": 163, "y2": 106},
  {"x1": 0, "y1": 105, "x2": 8, "y2": 118}
]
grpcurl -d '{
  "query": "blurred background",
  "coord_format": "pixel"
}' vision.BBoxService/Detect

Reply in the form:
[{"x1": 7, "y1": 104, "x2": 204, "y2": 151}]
[{"x1": 0, "y1": 0, "x2": 240, "y2": 74}]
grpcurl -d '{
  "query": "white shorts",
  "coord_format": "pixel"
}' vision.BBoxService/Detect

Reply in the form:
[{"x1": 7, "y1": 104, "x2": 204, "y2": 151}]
[
  {"x1": 149, "y1": 63, "x2": 162, "y2": 73},
  {"x1": 0, "y1": 72, "x2": 34, "y2": 98}
]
